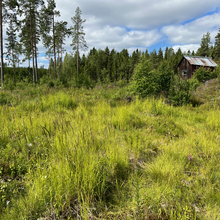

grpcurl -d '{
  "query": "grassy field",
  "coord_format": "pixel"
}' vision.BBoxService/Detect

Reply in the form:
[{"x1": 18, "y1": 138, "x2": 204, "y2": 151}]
[{"x1": 0, "y1": 84, "x2": 220, "y2": 219}]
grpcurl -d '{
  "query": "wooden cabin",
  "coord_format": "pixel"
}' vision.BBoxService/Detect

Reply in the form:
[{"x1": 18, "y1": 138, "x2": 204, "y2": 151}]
[{"x1": 177, "y1": 55, "x2": 217, "y2": 79}]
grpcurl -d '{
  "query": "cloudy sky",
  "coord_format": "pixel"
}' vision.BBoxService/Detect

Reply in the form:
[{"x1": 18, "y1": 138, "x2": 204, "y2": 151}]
[{"x1": 3, "y1": 0, "x2": 220, "y2": 68}]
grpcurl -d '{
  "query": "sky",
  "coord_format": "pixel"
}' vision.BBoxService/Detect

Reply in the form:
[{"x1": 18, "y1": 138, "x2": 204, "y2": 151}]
[{"x1": 3, "y1": 0, "x2": 220, "y2": 68}]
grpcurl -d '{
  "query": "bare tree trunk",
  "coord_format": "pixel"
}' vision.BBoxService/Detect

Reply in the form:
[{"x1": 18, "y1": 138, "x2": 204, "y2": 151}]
[
  {"x1": 61, "y1": 44, "x2": 63, "y2": 73},
  {"x1": 34, "y1": 21, "x2": 38, "y2": 82},
  {"x1": 53, "y1": 15, "x2": 57, "y2": 80},
  {"x1": 0, "y1": 0, "x2": 4, "y2": 87},
  {"x1": 28, "y1": 58, "x2": 30, "y2": 75},
  {"x1": 77, "y1": 44, "x2": 79, "y2": 78},
  {"x1": 57, "y1": 45, "x2": 60, "y2": 79},
  {"x1": 30, "y1": 7, "x2": 35, "y2": 85},
  {"x1": 13, "y1": 65, "x2": 15, "y2": 83}
]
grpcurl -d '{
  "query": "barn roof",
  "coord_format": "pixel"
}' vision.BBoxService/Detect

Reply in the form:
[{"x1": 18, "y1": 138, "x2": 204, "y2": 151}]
[{"x1": 177, "y1": 55, "x2": 217, "y2": 67}]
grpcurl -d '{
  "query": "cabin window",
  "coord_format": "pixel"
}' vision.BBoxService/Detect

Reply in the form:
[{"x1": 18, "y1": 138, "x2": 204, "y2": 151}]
[{"x1": 182, "y1": 70, "x2": 187, "y2": 76}]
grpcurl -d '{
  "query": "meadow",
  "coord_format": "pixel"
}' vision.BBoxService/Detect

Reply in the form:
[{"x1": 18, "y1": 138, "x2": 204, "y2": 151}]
[{"x1": 0, "y1": 84, "x2": 220, "y2": 219}]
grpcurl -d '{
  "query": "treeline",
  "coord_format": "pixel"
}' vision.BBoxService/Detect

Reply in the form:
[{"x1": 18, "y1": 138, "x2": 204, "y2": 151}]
[
  {"x1": 45, "y1": 46, "x2": 183, "y2": 87},
  {"x1": 1, "y1": 0, "x2": 220, "y2": 88}
]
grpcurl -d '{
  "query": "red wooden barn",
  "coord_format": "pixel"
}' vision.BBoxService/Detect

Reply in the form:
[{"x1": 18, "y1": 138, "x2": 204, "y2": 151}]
[{"x1": 177, "y1": 55, "x2": 217, "y2": 79}]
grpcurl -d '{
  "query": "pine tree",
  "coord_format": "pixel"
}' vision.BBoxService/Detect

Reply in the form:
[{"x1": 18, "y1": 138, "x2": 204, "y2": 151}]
[
  {"x1": 0, "y1": 0, "x2": 18, "y2": 87},
  {"x1": 197, "y1": 32, "x2": 212, "y2": 57},
  {"x1": 19, "y1": 0, "x2": 43, "y2": 84},
  {"x1": 40, "y1": 0, "x2": 60, "y2": 79},
  {"x1": 55, "y1": 21, "x2": 71, "y2": 74},
  {"x1": 70, "y1": 7, "x2": 88, "y2": 78}
]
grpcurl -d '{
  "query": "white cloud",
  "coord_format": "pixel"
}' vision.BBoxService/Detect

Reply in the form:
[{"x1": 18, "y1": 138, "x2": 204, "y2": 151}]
[
  {"x1": 84, "y1": 26, "x2": 162, "y2": 51},
  {"x1": 172, "y1": 44, "x2": 200, "y2": 53},
  {"x1": 162, "y1": 12, "x2": 220, "y2": 44},
  {"x1": 2, "y1": 0, "x2": 220, "y2": 68},
  {"x1": 60, "y1": 0, "x2": 218, "y2": 29}
]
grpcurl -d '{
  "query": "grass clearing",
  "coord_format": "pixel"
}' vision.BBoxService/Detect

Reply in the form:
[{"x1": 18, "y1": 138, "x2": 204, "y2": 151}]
[{"x1": 0, "y1": 85, "x2": 220, "y2": 219}]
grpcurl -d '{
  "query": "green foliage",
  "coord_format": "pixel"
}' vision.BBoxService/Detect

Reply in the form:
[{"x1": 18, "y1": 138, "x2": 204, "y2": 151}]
[
  {"x1": 4, "y1": 79, "x2": 16, "y2": 90},
  {"x1": 214, "y1": 28, "x2": 220, "y2": 60},
  {"x1": 169, "y1": 76, "x2": 191, "y2": 106},
  {"x1": 193, "y1": 67, "x2": 217, "y2": 83},
  {"x1": 131, "y1": 59, "x2": 158, "y2": 97},
  {"x1": 189, "y1": 77, "x2": 201, "y2": 91},
  {"x1": 0, "y1": 86, "x2": 220, "y2": 219},
  {"x1": 47, "y1": 80, "x2": 55, "y2": 88},
  {"x1": 40, "y1": 75, "x2": 50, "y2": 85},
  {"x1": 157, "y1": 61, "x2": 173, "y2": 93},
  {"x1": 197, "y1": 32, "x2": 212, "y2": 57},
  {"x1": 0, "y1": 92, "x2": 12, "y2": 105}
]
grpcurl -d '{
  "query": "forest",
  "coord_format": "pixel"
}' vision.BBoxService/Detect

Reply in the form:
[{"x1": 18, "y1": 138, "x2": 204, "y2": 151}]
[{"x1": 0, "y1": 0, "x2": 220, "y2": 91}]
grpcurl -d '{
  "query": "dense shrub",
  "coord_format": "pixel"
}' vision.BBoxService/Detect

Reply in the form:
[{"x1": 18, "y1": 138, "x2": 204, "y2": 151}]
[
  {"x1": 193, "y1": 67, "x2": 217, "y2": 83},
  {"x1": 40, "y1": 75, "x2": 50, "y2": 85},
  {"x1": 169, "y1": 76, "x2": 191, "y2": 106},
  {"x1": 47, "y1": 81, "x2": 55, "y2": 88},
  {"x1": 157, "y1": 61, "x2": 173, "y2": 93},
  {"x1": 131, "y1": 59, "x2": 158, "y2": 97},
  {"x1": 189, "y1": 77, "x2": 201, "y2": 91},
  {"x1": 0, "y1": 92, "x2": 8, "y2": 105}
]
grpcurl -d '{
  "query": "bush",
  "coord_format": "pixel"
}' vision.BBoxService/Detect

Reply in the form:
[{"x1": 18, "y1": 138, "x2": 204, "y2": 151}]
[
  {"x1": 4, "y1": 81, "x2": 15, "y2": 91},
  {"x1": 0, "y1": 92, "x2": 12, "y2": 105},
  {"x1": 40, "y1": 75, "x2": 50, "y2": 85},
  {"x1": 47, "y1": 81, "x2": 55, "y2": 88},
  {"x1": 59, "y1": 75, "x2": 70, "y2": 88},
  {"x1": 0, "y1": 92, "x2": 8, "y2": 105},
  {"x1": 169, "y1": 76, "x2": 191, "y2": 106},
  {"x1": 189, "y1": 77, "x2": 201, "y2": 91},
  {"x1": 157, "y1": 61, "x2": 173, "y2": 93},
  {"x1": 118, "y1": 79, "x2": 127, "y2": 88},
  {"x1": 131, "y1": 59, "x2": 158, "y2": 97},
  {"x1": 193, "y1": 67, "x2": 217, "y2": 83}
]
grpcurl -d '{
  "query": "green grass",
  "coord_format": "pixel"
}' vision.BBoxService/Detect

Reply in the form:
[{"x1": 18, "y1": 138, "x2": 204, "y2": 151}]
[{"x1": 0, "y1": 84, "x2": 220, "y2": 219}]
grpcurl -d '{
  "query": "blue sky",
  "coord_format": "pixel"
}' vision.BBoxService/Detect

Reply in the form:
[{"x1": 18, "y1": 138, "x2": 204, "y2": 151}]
[{"x1": 3, "y1": 0, "x2": 220, "y2": 68}]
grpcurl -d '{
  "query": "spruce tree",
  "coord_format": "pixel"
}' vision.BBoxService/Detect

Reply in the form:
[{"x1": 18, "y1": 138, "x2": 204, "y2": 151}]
[
  {"x1": 158, "y1": 47, "x2": 163, "y2": 63},
  {"x1": 5, "y1": 19, "x2": 18, "y2": 83},
  {"x1": 197, "y1": 32, "x2": 212, "y2": 57},
  {"x1": 71, "y1": 7, "x2": 88, "y2": 78},
  {"x1": 214, "y1": 28, "x2": 220, "y2": 60}
]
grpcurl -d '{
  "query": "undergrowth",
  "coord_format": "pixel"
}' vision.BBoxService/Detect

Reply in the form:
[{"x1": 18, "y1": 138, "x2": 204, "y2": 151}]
[{"x1": 0, "y1": 85, "x2": 220, "y2": 219}]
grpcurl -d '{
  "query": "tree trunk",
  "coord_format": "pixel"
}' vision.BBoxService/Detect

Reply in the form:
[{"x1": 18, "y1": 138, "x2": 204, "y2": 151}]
[
  {"x1": 0, "y1": 0, "x2": 4, "y2": 87},
  {"x1": 57, "y1": 45, "x2": 60, "y2": 79},
  {"x1": 53, "y1": 15, "x2": 57, "y2": 80},
  {"x1": 30, "y1": 7, "x2": 35, "y2": 85},
  {"x1": 13, "y1": 65, "x2": 15, "y2": 83},
  {"x1": 61, "y1": 43, "x2": 63, "y2": 73},
  {"x1": 34, "y1": 21, "x2": 38, "y2": 82},
  {"x1": 28, "y1": 58, "x2": 30, "y2": 75},
  {"x1": 77, "y1": 43, "x2": 79, "y2": 78}
]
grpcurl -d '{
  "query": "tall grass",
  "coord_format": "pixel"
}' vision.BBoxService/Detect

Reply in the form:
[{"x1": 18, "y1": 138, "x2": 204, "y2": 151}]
[{"x1": 0, "y1": 85, "x2": 220, "y2": 219}]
